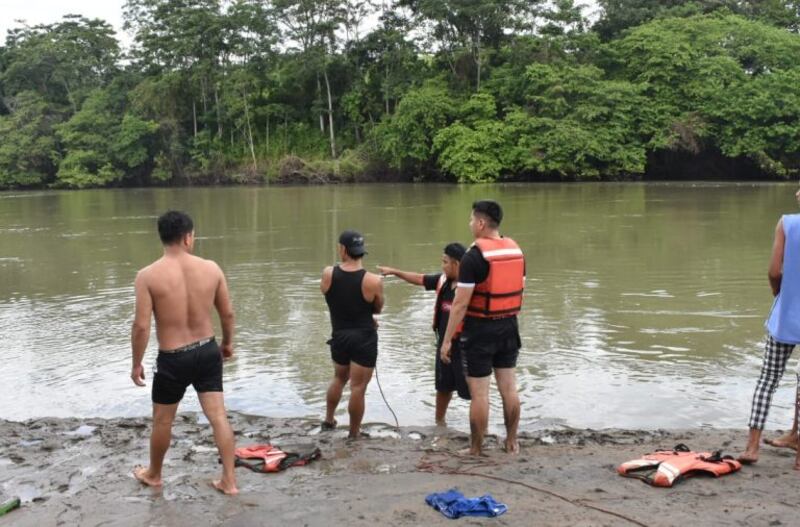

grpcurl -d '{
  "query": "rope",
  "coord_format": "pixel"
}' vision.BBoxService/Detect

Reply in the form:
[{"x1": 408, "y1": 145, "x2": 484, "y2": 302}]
[
  {"x1": 417, "y1": 450, "x2": 647, "y2": 527},
  {"x1": 374, "y1": 362, "x2": 400, "y2": 431}
]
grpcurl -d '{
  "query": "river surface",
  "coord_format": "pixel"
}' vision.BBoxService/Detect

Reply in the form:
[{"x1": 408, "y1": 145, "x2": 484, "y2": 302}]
[{"x1": 0, "y1": 183, "x2": 797, "y2": 431}]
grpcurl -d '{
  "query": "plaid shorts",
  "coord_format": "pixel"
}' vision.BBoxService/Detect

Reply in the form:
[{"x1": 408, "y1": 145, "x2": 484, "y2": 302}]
[{"x1": 748, "y1": 334, "x2": 795, "y2": 430}]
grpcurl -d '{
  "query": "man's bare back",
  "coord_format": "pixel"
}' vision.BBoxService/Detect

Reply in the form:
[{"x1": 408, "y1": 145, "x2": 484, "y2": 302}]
[
  {"x1": 135, "y1": 252, "x2": 232, "y2": 352},
  {"x1": 131, "y1": 210, "x2": 237, "y2": 495}
]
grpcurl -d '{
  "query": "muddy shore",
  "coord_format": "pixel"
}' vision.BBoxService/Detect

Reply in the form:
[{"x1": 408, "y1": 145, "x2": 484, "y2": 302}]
[{"x1": 0, "y1": 413, "x2": 798, "y2": 526}]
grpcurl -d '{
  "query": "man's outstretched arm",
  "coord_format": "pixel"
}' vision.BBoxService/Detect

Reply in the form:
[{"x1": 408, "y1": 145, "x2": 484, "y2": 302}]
[{"x1": 377, "y1": 266, "x2": 424, "y2": 286}]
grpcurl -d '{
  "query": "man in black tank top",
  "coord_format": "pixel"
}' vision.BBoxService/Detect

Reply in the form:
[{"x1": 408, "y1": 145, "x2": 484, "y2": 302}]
[{"x1": 320, "y1": 230, "x2": 384, "y2": 439}]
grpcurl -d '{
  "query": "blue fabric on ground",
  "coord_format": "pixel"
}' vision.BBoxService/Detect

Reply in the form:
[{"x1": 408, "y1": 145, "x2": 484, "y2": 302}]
[{"x1": 425, "y1": 489, "x2": 508, "y2": 519}]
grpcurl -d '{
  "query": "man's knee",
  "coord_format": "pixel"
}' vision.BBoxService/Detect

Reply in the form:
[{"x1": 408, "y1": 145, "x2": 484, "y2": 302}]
[{"x1": 350, "y1": 381, "x2": 368, "y2": 397}]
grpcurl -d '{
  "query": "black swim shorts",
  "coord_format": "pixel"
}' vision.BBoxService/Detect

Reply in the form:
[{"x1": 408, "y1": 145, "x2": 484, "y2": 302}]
[
  {"x1": 460, "y1": 318, "x2": 521, "y2": 378},
  {"x1": 152, "y1": 338, "x2": 223, "y2": 405},
  {"x1": 328, "y1": 328, "x2": 378, "y2": 368},
  {"x1": 436, "y1": 339, "x2": 470, "y2": 399}
]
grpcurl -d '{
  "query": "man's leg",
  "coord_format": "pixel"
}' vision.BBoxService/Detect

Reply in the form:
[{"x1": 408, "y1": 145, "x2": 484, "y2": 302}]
[
  {"x1": 325, "y1": 363, "x2": 350, "y2": 426},
  {"x1": 494, "y1": 367, "x2": 520, "y2": 454},
  {"x1": 435, "y1": 391, "x2": 453, "y2": 426},
  {"x1": 465, "y1": 376, "x2": 491, "y2": 456},
  {"x1": 198, "y1": 392, "x2": 238, "y2": 495},
  {"x1": 134, "y1": 402, "x2": 179, "y2": 487},
  {"x1": 348, "y1": 363, "x2": 374, "y2": 438},
  {"x1": 741, "y1": 336, "x2": 795, "y2": 462}
]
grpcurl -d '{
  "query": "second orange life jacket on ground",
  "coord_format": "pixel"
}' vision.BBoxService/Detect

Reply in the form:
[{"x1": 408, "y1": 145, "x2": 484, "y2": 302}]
[{"x1": 617, "y1": 444, "x2": 742, "y2": 487}]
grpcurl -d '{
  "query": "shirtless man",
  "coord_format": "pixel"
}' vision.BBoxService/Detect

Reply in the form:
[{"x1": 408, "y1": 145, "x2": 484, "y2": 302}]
[
  {"x1": 131, "y1": 210, "x2": 238, "y2": 495},
  {"x1": 321, "y1": 230, "x2": 384, "y2": 438}
]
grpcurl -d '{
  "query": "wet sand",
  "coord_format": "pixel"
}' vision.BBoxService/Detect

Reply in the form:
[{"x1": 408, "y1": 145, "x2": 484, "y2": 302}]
[{"x1": 1, "y1": 413, "x2": 798, "y2": 527}]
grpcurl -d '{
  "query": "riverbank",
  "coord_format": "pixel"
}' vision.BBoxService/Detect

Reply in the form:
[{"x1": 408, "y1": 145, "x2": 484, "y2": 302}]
[{"x1": 0, "y1": 413, "x2": 798, "y2": 527}]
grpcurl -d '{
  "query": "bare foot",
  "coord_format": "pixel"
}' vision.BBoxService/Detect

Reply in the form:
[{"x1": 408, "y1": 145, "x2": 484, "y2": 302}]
[
  {"x1": 737, "y1": 451, "x2": 758, "y2": 465},
  {"x1": 133, "y1": 466, "x2": 162, "y2": 487},
  {"x1": 503, "y1": 439, "x2": 520, "y2": 455},
  {"x1": 457, "y1": 446, "x2": 485, "y2": 457},
  {"x1": 320, "y1": 419, "x2": 337, "y2": 431},
  {"x1": 211, "y1": 479, "x2": 239, "y2": 496},
  {"x1": 764, "y1": 433, "x2": 799, "y2": 451}
]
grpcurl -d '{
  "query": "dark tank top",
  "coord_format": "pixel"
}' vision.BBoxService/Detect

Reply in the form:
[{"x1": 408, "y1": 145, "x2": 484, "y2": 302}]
[{"x1": 324, "y1": 266, "x2": 375, "y2": 331}]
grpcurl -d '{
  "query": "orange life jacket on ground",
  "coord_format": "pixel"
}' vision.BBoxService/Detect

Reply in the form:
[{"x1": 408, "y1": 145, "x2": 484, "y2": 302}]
[
  {"x1": 234, "y1": 444, "x2": 321, "y2": 473},
  {"x1": 467, "y1": 237, "x2": 525, "y2": 319},
  {"x1": 617, "y1": 444, "x2": 742, "y2": 487},
  {"x1": 433, "y1": 274, "x2": 463, "y2": 338}
]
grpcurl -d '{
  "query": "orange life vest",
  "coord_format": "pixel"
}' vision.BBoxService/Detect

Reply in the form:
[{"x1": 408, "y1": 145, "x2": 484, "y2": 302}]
[
  {"x1": 235, "y1": 444, "x2": 321, "y2": 473},
  {"x1": 617, "y1": 444, "x2": 742, "y2": 487},
  {"x1": 467, "y1": 237, "x2": 525, "y2": 319},
  {"x1": 433, "y1": 274, "x2": 463, "y2": 338}
]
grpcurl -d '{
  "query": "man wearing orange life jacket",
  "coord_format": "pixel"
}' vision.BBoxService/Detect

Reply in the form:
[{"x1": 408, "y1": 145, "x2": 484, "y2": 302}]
[
  {"x1": 441, "y1": 200, "x2": 524, "y2": 456},
  {"x1": 377, "y1": 243, "x2": 470, "y2": 426}
]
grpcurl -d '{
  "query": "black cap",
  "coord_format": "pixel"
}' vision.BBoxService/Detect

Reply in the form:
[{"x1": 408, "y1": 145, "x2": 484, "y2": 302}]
[
  {"x1": 339, "y1": 230, "x2": 367, "y2": 257},
  {"x1": 444, "y1": 242, "x2": 466, "y2": 261}
]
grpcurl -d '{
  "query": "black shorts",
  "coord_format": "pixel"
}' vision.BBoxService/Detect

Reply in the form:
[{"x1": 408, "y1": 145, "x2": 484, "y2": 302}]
[
  {"x1": 152, "y1": 338, "x2": 223, "y2": 405},
  {"x1": 460, "y1": 319, "x2": 521, "y2": 378},
  {"x1": 328, "y1": 328, "x2": 378, "y2": 368},
  {"x1": 436, "y1": 339, "x2": 470, "y2": 400}
]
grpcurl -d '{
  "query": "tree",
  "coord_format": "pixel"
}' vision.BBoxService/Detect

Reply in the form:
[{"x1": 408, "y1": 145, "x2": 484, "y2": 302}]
[
  {"x1": 374, "y1": 79, "x2": 456, "y2": 175},
  {"x1": 0, "y1": 91, "x2": 62, "y2": 186},
  {"x1": 399, "y1": 0, "x2": 540, "y2": 91},
  {"x1": 55, "y1": 86, "x2": 158, "y2": 188},
  {"x1": 1, "y1": 15, "x2": 119, "y2": 111},
  {"x1": 273, "y1": 0, "x2": 345, "y2": 157}
]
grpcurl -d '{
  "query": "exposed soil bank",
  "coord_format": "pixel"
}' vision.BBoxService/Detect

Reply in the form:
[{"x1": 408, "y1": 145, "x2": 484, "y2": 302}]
[{"x1": 1, "y1": 413, "x2": 798, "y2": 526}]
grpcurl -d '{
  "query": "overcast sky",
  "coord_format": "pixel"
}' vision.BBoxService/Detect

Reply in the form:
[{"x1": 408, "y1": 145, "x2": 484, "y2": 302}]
[
  {"x1": 1, "y1": 0, "x2": 128, "y2": 40},
  {"x1": 1, "y1": 0, "x2": 601, "y2": 47}
]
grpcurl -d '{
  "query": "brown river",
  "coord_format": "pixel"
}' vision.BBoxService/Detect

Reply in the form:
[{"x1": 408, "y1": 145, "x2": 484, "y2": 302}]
[{"x1": 0, "y1": 183, "x2": 797, "y2": 432}]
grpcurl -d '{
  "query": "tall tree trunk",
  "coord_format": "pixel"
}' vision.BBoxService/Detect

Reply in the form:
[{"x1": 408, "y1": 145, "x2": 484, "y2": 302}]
[
  {"x1": 201, "y1": 79, "x2": 208, "y2": 115},
  {"x1": 317, "y1": 74, "x2": 325, "y2": 133},
  {"x1": 384, "y1": 62, "x2": 390, "y2": 115},
  {"x1": 192, "y1": 100, "x2": 198, "y2": 137},
  {"x1": 214, "y1": 84, "x2": 223, "y2": 139},
  {"x1": 324, "y1": 68, "x2": 336, "y2": 158},
  {"x1": 475, "y1": 42, "x2": 482, "y2": 92},
  {"x1": 242, "y1": 90, "x2": 257, "y2": 172},
  {"x1": 265, "y1": 115, "x2": 270, "y2": 155}
]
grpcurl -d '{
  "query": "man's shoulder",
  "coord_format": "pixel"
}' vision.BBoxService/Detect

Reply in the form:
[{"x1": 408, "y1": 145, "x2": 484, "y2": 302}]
[
  {"x1": 136, "y1": 260, "x2": 160, "y2": 281},
  {"x1": 462, "y1": 246, "x2": 485, "y2": 265},
  {"x1": 188, "y1": 254, "x2": 222, "y2": 273},
  {"x1": 364, "y1": 270, "x2": 383, "y2": 286}
]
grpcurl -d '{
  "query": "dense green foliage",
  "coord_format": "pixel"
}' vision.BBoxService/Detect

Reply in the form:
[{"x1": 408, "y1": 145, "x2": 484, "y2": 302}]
[{"x1": 1, "y1": 1, "x2": 800, "y2": 187}]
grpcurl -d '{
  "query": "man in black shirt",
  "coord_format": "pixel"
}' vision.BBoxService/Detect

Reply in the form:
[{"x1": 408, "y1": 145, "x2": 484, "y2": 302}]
[
  {"x1": 442, "y1": 200, "x2": 524, "y2": 456},
  {"x1": 378, "y1": 243, "x2": 470, "y2": 426},
  {"x1": 321, "y1": 230, "x2": 384, "y2": 439}
]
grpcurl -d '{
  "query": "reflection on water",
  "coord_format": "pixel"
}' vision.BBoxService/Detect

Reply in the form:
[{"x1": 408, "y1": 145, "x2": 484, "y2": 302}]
[{"x1": 0, "y1": 183, "x2": 797, "y2": 430}]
